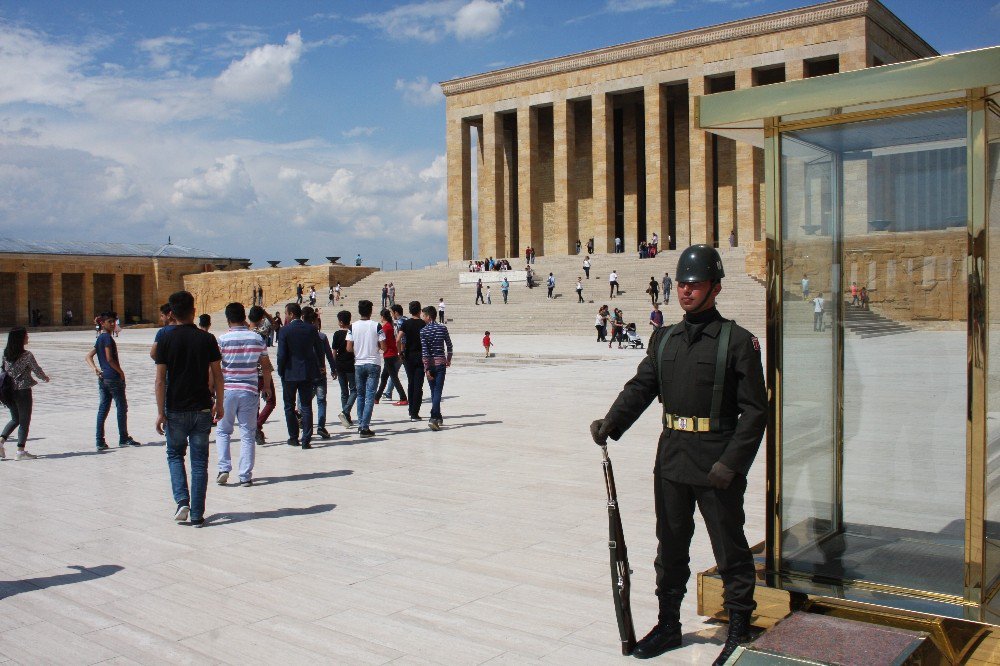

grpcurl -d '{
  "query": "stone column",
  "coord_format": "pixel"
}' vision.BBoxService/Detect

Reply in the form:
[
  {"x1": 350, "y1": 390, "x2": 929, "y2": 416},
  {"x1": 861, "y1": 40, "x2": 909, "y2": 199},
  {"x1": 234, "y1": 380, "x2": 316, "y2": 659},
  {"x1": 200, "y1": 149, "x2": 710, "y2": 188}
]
[
  {"x1": 113, "y1": 271, "x2": 125, "y2": 316},
  {"x1": 15, "y1": 271, "x2": 29, "y2": 326},
  {"x1": 478, "y1": 112, "x2": 506, "y2": 260},
  {"x1": 82, "y1": 271, "x2": 94, "y2": 323},
  {"x1": 447, "y1": 117, "x2": 473, "y2": 262},
  {"x1": 688, "y1": 76, "x2": 713, "y2": 246},
  {"x1": 591, "y1": 92, "x2": 615, "y2": 253},
  {"x1": 622, "y1": 102, "x2": 639, "y2": 249},
  {"x1": 786, "y1": 59, "x2": 804, "y2": 81},
  {"x1": 51, "y1": 273, "x2": 63, "y2": 327},
  {"x1": 550, "y1": 98, "x2": 577, "y2": 255},
  {"x1": 672, "y1": 86, "x2": 691, "y2": 249},
  {"x1": 734, "y1": 69, "x2": 759, "y2": 248},
  {"x1": 517, "y1": 103, "x2": 538, "y2": 261},
  {"x1": 645, "y1": 83, "x2": 668, "y2": 249}
]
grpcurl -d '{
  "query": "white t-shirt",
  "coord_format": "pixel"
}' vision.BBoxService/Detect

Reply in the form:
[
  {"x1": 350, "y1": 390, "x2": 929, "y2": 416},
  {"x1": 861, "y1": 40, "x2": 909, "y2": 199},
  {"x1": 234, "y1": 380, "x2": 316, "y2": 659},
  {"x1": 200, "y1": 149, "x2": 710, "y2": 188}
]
[
  {"x1": 347, "y1": 319, "x2": 385, "y2": 366},
  {"x1": 813, "y1": 297, "x2": 824, "y2": 313},
  {"x1": 438, "y1": 300, "x2": 446, "y2": 311},
  {"x1": 583, "y1": 259, "x2": 590, "y2": 268},
  {"x1": 609, "y1": 271, "x2": 618, "y2": 283}
]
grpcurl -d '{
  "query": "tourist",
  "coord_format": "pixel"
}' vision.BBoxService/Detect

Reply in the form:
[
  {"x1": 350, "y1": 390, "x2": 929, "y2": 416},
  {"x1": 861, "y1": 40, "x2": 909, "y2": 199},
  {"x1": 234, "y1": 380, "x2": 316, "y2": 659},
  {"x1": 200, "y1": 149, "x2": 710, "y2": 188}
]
[
  {"x1": 850, "y1": 282, "x2": 859, "y2": 306},
  {"x1": 271, "y1": 310, "x2": 282, "y2": 340},
  {"x1": 215, "y1": 303, "x2": 271, "y2": 487},
  {"x1": 296, "y1": 283, "x2": 303, "y2": 304},
  {"x1": 400, "y1": 301, "x2": 426, "y2": 422},
  {"x1": 257, "y1": 285, "x2": 264, "y2": 307},
  {"x1": 154, "y1": 290, "x2": 224, "y2": 527},
  {"x1": 524, "y1": 246, "x2": 530, "y2": 263},
  {"x1": 355, "y1": 253, "x2": 362, "y2": 266},
  {"x1": 149, "y1": 303, "x2": 177, "y2": 360},
  {"x1": 587, "y1": 238, "x2": 595, "y2": 254},
  {"x1": 347, "y1": 300, "x2": 385, "y2": 438},
  {"x1": 648, "y1": 276, "x2": 660, "y2": 304},
  {"x1": 335, "y1": 282, "x2": 342, "y2": 304},
  {"x1": 437, "y1": 298, "x2": 446, "y2": 323},
  {"x1": 485, "y1": 285, "x2": 492, "y2": 304},
  {"x1": 304, "y1": 308, "x2": 335, "y2": 439},
  {"x1": 662, "y1": 272, "x2": 672, "y2": 305},
  {"x1": 309, "y1": 286, "x2": 317, "y2": 307},
  {"x1": 860, "y1": 287, "x2": 870, "y2": 310},
  {"x1": 615, "y1": 237, "x2": 622, "y2": 253},
  {"x1": 250, "y1": 287, "x2": 257, "y2": 306},
  {"x1": 609, "y1": 308, "x2": 625, "y2": 349},
  {"x1": 65, "y1": 308, "x2": 73, "y2": 326},
  {"x1": 609, "y1": 270, "x2": 619, "y2": 299},
  {"x1": 376, "y1": 308, "x2": 407, "y2": 408},
  {"x1": 501, "y1": 277, "x2": 510, "y2": 304},
  {"x1": 0, "y1": 327, "x2": 49, "y2": 460},
  {"x1": 595, "y1": 307, "x2": 607, "y2": 342},
  {"x1": 333, "y1": 310, "x2": 357, "y2": 428},
  {"x1": 813, "y1": 293, "x2": 825, "y2": 332},
  {"x1": 576, "y1": 277, "x2": 584, "y2": 303},
  {"x1": 328, "y1": 286, "x2": 334, "y2": 306},
  {"x1": 277, "y1": 302, "x2": 324, "y2": 449},
  {"x1": 198, "y1": 314, "x2": 211, "y2": 332},
  {"x1": 525, "y1": 265, "x2": 535, "y2": 288},
  {"x1": 114, "y1": 315, "x2": 121, "y2": 337},
  {"x1": 575, "y1": 240, "x2": 582, "y2": 255},
  {"x1": 547, "y1": 272, "x2": 555, "y2": 299},
  {"x1": 649, "y1": 301, "x2": 663, "y2": 329},
  {"x1": 420, "y1": 305, "x2": 452, "y2": 431},
  {"x1": 248, "y1": 306, "x2": 277, "y2": 445},
  {"x1": 475, "y1": 279, "x2": 485, "y2": 305},
  {"x1": 388, "y1": 282, "x2": 396, "y2": 307},
  {"x1": 483, "y1": 331, "x2": 492, "y2": 358},
  {"x1": 651, "y1": 232, "x2": 659, "y2": 253},
  {"x1": 583, "y1": 255, "x2": 591, "y2": 279},
  {"x1": 729, "y1": 229, "x2": 737, "y2": 247},
  {"x1": 801, "y1": 274, "x2": 810, "y2": 300},
  {"x1": 381, "y1": 284, "x2": 389, "y2": 309},
  {"x1": 87, "y1": 313, "x2": 141, "y2": 451}
]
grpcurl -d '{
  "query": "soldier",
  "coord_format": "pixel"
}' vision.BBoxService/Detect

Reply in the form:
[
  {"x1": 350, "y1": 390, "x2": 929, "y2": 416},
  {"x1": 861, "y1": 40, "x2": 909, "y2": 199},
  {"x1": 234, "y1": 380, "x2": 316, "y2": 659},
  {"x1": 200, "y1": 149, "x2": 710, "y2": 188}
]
[{"x1": 590, "y1": 244, "x2": 766, "y2": 664}]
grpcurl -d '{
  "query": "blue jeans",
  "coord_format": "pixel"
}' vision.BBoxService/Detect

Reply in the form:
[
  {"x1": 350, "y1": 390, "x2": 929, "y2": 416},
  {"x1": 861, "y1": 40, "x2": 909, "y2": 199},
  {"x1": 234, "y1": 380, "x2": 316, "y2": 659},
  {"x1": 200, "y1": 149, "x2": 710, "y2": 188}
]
[
  {"x1": 354, "y1": 363, "x2": 380, "y2": 431},
  {"x1": 215, "y1": 391, "x2": 258, "y2": 482},
  {"x1": 166, "y1": 410, "x2": 212, "y2": 521},
  {"x1": 314, "y1": 376, "x2": 328, "y2": 430},
  {"x1": 96, "y1": 374, "x2": 130, "y2": 445},
  {"x1": 282, "y1": 379, "x2": 314, "y2": 445},
  {"x1": 427, "y1": 365, "x2": 446, "y2": 422},
  {"x1": 338, "y1": 371, "x2": 357, "y2": 419}
]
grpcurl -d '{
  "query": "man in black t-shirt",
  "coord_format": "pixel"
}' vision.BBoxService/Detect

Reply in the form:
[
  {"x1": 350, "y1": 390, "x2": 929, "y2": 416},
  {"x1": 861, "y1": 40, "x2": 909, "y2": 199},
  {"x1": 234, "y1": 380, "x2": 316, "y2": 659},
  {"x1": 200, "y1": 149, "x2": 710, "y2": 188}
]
[
  {"x1": 399, "y1": 300, "x2": 426, "y2": 421},
  {"x1": 155, "y1": 291, "x2": 224, "y2": 528},
  {"x1": 331, "y1": 310, "x2": 357, "y2": 428}
]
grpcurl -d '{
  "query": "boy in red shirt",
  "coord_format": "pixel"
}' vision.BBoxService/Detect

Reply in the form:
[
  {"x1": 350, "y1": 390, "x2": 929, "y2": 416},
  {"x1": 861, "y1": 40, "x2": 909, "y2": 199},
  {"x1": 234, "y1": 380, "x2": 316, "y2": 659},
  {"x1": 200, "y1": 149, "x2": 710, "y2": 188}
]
[
  {"x1": 376, "y1": 309, "x2": 407, "y2": 406},
  {"x1": 483, "y1": 331, "x2": 492, "y2": 358}
]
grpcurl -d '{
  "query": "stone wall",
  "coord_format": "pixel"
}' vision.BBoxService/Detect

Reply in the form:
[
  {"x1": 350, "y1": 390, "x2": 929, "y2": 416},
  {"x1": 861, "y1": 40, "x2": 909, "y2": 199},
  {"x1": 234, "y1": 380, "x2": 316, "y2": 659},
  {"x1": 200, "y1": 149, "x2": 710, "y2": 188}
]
[{"x1": 183, "y1": 264, "x2": 378, "y2": 316}]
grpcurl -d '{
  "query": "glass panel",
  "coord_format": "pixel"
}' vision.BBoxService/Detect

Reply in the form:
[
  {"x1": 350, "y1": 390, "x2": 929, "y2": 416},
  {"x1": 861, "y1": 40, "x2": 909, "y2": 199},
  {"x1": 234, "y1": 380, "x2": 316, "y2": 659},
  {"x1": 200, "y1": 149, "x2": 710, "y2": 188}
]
[
  {"x1": 779, "y1": 134, "x2": 840, "y2": 565},
  {"x1": 986, "y1": 103, "x2": 1000, "y2": 623},
  {"x1": 780, "y1": 108, "x2": 968, "y2": 598}
]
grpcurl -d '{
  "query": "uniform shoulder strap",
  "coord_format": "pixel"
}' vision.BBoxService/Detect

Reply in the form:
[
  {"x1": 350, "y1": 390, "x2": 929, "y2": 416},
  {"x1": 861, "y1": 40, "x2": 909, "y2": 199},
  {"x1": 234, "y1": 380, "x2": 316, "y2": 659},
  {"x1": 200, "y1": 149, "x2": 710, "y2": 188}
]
[
  {"x1": 710, "y1": 321, "x2": 733, "y2": 430},
  {"x1": 654, "y1": 325, "x2": 675, "y2": 406}
]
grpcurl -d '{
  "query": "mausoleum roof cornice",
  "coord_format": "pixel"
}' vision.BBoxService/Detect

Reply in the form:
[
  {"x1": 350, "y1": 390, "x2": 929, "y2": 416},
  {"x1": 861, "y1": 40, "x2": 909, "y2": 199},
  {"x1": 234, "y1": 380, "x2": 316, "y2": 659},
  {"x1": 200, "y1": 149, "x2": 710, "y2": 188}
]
[
  {"x1": 0, "y1": 238, "x2": 246, "y2": 261},
  {"x1": 439, "y1": 0, "x2": 936, "y2": 96}
]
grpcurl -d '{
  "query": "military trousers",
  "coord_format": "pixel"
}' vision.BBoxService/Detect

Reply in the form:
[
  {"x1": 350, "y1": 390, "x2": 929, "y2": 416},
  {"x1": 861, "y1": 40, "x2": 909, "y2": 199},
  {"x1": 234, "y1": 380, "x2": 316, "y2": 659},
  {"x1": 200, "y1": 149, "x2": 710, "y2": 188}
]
[{"x1": 653, "y1": 475, "x2": 756, "y2": 616}]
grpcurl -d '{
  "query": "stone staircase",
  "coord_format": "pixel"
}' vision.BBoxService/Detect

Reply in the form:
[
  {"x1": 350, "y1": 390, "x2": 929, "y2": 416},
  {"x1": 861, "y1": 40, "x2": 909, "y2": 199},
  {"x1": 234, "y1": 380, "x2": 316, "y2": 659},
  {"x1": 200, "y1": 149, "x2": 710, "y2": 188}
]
[
  {"x1": 260, "y1": 248, "x2": 766, "y2": 337},
  {"x1": 783, "y1": 293, "x2": 913, "y2": 339}
]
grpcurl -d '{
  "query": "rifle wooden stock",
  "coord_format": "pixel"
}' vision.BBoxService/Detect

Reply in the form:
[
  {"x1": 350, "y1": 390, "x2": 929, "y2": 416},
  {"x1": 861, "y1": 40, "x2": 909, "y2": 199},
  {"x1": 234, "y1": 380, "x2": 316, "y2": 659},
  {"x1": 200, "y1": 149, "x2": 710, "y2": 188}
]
[{"x1": 601, "y1": 446, "x2": 636, "y2": 655}]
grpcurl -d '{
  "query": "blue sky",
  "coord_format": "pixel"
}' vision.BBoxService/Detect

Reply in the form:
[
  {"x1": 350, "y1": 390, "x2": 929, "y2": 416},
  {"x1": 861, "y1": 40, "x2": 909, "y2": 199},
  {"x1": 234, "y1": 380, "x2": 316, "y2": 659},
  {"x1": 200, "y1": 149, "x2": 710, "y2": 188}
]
[{"x1": 0, "y1": 0, "x2": 997, "y2": 267}]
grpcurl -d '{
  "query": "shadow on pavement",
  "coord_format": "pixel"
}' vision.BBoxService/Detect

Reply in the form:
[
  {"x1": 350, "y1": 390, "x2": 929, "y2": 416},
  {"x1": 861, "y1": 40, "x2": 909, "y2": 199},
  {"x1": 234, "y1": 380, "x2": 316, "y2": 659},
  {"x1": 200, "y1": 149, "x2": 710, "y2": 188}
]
[
  {"x1": 0, "y1": 564, "x2": 124, "y2": 600},
  {"x1": 251, "y1": 470, "x2": 353, "y2": 486},
  {"x1": 203, "y1": 503, "x2": 336, "y2": 526}
]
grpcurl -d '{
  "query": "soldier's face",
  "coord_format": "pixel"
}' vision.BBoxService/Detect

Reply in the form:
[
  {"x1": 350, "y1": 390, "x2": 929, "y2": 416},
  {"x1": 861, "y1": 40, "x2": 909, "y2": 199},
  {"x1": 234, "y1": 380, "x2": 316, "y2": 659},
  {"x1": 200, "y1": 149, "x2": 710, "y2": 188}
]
[{"x1": 677, "y1": 280, "x2": 721, "y2": 313}]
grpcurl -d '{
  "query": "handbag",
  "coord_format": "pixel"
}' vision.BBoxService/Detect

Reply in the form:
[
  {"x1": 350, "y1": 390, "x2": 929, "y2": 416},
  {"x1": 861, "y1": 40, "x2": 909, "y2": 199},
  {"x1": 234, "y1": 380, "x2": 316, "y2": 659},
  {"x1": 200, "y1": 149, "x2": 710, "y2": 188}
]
[{"x1": 0, "y1": 360, "x2": 14, "y2": 408}]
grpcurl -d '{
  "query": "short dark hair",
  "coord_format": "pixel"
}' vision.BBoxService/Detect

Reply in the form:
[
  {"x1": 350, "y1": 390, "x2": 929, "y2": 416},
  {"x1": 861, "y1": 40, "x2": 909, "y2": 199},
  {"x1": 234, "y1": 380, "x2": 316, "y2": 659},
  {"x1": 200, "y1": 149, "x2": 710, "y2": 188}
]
[
  {"x1": 380, "y1": 308, "x2": 391, "y2": 321},
  {"x1": 422, "y1": 305, "x2": 437, "y2": 319},
  {"x1": 159, "y1": 303, "x2": 172, "y2": 315},
  {"x1": 198, "y1": 314, "x2": 211, "y2": 328},
  {"x1": 408, "y1": 300, "x2": 422, "y2": 316},
  {"x1": 169, "y1": 291, "x2": 195, "y2": 320},
  {"x1": 247, "y1": 305, "x2": 265, "y2": 323},
  {"x1": 337, "y1": 310, "x2": 352, "y2": 325},
  {"x1": 391, "y1": 304, "x2": 403, "y2": 317},
  {"x1": 285, "y1": 302, "x2": 302, "y2": 319},
  {"x1": 225, "y1": 302, "x2": 246, "y2": 324},
  {"x1": 302, "y1": 306, "x2": 315, "y2": 319},
  {"x1": 358, "y1": 300, "x2": 373, "y2": 317}
]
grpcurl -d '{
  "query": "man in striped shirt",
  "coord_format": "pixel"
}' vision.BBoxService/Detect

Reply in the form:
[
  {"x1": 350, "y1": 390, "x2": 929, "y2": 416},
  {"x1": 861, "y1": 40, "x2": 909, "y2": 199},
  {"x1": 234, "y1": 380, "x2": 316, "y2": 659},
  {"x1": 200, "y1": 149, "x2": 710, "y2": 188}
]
[
  {"x1": 419, "y1": 305, "x2": 453, "y2": 431},
  {"x1": 215, "y1": 302, "x2": 274, "y2": 487}
]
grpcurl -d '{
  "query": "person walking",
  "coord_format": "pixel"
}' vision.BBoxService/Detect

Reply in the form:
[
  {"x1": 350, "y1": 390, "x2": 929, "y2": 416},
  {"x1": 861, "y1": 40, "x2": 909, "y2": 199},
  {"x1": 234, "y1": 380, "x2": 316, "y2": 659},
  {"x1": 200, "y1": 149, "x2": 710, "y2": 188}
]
[
  {"x1": 420, "y1": 305, "x2": 452, "y2": 431},
  {"x1": 475, "y1": 279, "x2": 485, "y2": 305},
  {"x1": 276, "y1": 302, "x2": 325, "y2": 449},
  {"x1": 215, "y1": 303, "x2": 272, "y2": 487},
  {"x1": 583, "y1": 255, "x2": 591, "y2": 279},
  {"x1": 304, "y1": 308, "x2": 336, "y2": 439},
  {"x1": 388, "y1": 282, "x2": 396, "y2": 307},
  {"x1": 590, "y1": 245, "x2": 767, "y2": 664},
  {"x1": 309, "y1": 286, "x2": 317, "y2": 307},
  {"x1": 198, "y1": 314, "x2": 211, "y2": 333},
  {"x1": 614, "y1": 237, "x2": 622, "y2": 253},
  {"x1": 501, "y1": 277, "x2": 510, "y2": 304},
  {"x1": 485, "y1": 286, "x2": 492, "y2": 304},
  {"x1": 813, "y1": 293, "x2": 825, "y2": 332},
  {"x1": 0, "y1": 327, "x2": 49, "y2": 460},
  {"x1": 376, "y1": 308, "x2": 407, "y2": 408},
  {"x1": 483, "y1": 331, "x2": 492, "y2": 358},
  {"x1": 649, "y1": 276, "x2": 660, "y2": 304},
  {"x1": 663, "y1": 272, "x2": 673, "y2": 305},
  {"x1": 296, "y1": 283, "x2": 303, "y2": 305},
  {"x1": 649, "y1": 301, "x2": 664, "y2": 329},
  {"x1": 609, "y1": 270, "x2": 619, "y2": 299},
  {"x1": 801, "y1": 275, "x2": 810, "y2": 300},
  {"x1": 257, "y1": 285, "x2": 264, "y2": 307},
  {"x1": 154, "y1": 291, "x2": 224, "y2": 527},
  {"x1": 381, "y1": 284, "x2": 389, "y2": 309},
  {"x1": 850, "y1": 282, "x2": 859, "y2": 306},
  {"x1": 332, "y1": 310, "x2": 357, "y2": 428},
  {"x1": 400, "y1": 301, "x2": 426, "y2": 422},
  {"x1": 576, "y1": 277, "x2": 584, "y2": 303},
  {"x1": 248, "y1": 306, "x2": 277, "y2": 445},
  {"x1": 437, "y1": 298, "x2": 446, "y2": 323},
  {"x1": 334, "y1": 282, "x2": 342, "y2": 305},
  {"x1": 547, "y1": 272, "x2": 555, "y2": 299},
  {"x1": 347, "y1": 300, "x2": 385, "y2": 438},
  {"x1": 328, "y1": 286, "x2": 334, "y2": 306},
  {"x1": 87, "y1": 313, "x2": 141, "y2": 451}
]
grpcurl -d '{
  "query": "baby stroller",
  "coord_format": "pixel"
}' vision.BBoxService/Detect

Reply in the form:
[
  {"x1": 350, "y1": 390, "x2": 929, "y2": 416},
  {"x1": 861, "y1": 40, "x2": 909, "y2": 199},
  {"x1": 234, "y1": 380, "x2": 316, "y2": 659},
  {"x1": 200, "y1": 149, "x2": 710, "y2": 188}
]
[{"x1": 624, "y1": 323, "x2": 644, "y2": 349}]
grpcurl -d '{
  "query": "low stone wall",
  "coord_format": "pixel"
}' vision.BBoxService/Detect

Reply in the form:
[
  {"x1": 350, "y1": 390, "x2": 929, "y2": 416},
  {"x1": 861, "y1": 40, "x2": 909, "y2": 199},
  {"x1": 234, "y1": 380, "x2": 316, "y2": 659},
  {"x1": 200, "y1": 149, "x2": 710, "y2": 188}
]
[
  {"x1": 458, "y1": 271, "x2": 527, "y2": 285},
  {"x1": 184, "y1": 264, "x2": 378, "y2": 316}
]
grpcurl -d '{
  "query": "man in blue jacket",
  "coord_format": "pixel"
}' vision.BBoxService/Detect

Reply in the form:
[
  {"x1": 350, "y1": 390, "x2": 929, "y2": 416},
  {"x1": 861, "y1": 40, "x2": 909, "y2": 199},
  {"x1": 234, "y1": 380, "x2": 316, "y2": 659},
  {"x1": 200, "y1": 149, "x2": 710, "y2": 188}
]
[{"x1": 276, "y1": 302, "x2": 325, "y2": 449}]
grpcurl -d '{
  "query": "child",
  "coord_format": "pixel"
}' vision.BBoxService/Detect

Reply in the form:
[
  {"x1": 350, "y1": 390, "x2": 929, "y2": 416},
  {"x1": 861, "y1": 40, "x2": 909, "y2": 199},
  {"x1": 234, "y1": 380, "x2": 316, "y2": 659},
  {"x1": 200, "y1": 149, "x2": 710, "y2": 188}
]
[
  {"x1": 486, "y1": 286, "x2": 492, "y2": 304},
  {"x1": 483, "y1": 331, "x2": 492, "y2": 358},
  {"x1": 198, "y1": 314, "x2": 211, "y2": 332}
]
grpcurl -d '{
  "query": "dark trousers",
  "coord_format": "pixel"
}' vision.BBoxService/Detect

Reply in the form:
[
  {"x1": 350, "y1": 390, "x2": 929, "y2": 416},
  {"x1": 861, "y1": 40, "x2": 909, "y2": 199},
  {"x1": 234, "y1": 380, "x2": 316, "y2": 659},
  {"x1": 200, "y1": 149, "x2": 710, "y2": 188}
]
[
  {"x1": 476, "y1": 291, "x2": 484, "y2": 304},
  {"x1": 654, "y1": 475, "x2": 755, "y2": 616},
  {"x1": 97, "y1": 375, "x2": 130, "y2": 445},
  {"x1": 438, "y1": 310, "x2": 445, "y2": 323},
  {"x1": 282, "y1": 379, "x2": 314, "y2": 445},
  {"x1": 256, "y1": 379, "x2": 276, "y2": 430},
  {"x1": 584, "y1": 266, "x2": 590, "y2": 279},
  {"x1": 1, "y1": 388, "x2": 32, "y2": 448},
  {"x1": 403, "y1": 355, "x2": 423, "y2": 418},
  {"x1": 377, "y1": 356, "x2": 407, "y2": 402}
]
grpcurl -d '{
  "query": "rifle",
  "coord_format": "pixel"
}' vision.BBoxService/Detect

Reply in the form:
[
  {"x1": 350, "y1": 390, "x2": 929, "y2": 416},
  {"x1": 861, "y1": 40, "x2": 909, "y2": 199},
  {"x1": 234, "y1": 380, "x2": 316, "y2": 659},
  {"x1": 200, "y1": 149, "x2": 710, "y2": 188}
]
[{"x1": 601, "y1": 444, "x2": 637, "y2": 655}]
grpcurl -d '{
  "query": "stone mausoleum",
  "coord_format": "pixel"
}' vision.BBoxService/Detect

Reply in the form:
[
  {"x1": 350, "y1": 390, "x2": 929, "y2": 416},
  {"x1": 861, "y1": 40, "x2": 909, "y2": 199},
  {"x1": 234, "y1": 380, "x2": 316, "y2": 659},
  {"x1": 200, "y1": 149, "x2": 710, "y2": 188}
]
[
  {"x1": 442, "y1": 0, "x2": 936, "y2": 265},
  {"x1": 0, "y1": 239, "x2": 248, "y2": 328}
]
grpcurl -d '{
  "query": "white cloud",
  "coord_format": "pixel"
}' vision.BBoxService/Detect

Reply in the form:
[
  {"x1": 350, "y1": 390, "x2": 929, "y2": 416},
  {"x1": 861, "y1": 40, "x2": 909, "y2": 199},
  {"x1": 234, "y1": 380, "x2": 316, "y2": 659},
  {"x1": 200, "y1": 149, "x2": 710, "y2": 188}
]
[
  {"x1": 137, "y1": 36, "x2": 192, "y2": 70},
  {"x1": 213, "y1": 32, "x2": 303, "y2": 102},
  {"x1": 420, "y1": 154, "x2": 447, "y2": 180},
  {"x1": 605, "y1": 0, "x2": 675, "y2": 11},
  {"x1": 342, "y1": 126, "x2": 379, "y2": 138},
  {"x1": 359, "y1": 0, "x2": 521, "y2": 43},
  {"x1": 395, "y1": 76, "x2": 443, "y2": 106},
  {"x1": 171, "y1": 155, "x2": 258, "y2": 210}
]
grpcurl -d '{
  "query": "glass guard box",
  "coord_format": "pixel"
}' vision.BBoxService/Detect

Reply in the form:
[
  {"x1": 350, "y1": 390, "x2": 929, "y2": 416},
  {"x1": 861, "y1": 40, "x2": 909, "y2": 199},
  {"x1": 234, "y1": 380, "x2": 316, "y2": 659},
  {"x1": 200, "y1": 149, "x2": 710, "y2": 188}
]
[{"x1": 697, "y1": 47, "x2": 1000, "y2": 657}]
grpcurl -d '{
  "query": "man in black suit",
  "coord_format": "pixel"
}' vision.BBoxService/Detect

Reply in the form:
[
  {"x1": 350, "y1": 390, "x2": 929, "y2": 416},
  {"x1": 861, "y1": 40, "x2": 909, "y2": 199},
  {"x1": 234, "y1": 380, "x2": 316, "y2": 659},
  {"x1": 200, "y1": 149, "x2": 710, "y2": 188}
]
[{"x1": 276, "y1": 302, "x2": 325, "y2": 449}]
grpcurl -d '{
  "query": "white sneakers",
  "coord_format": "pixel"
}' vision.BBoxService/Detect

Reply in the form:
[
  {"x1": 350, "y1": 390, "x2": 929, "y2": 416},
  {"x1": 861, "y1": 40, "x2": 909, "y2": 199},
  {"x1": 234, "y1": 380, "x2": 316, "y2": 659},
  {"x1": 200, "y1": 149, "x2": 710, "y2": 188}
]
[
  {"x1": 174, "y1": 505, "x2": 190, "y2": 522},
  {"x1": 15, "y1": 450, "x2": 36, "y2": 461}
]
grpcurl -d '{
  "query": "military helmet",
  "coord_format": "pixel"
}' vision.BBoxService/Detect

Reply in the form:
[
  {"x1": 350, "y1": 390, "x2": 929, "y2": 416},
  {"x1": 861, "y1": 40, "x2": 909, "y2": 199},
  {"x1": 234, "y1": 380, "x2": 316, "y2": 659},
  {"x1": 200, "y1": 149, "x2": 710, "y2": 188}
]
[{"x1": 676, "y1": 244, "x2": 725, "y2": 282}]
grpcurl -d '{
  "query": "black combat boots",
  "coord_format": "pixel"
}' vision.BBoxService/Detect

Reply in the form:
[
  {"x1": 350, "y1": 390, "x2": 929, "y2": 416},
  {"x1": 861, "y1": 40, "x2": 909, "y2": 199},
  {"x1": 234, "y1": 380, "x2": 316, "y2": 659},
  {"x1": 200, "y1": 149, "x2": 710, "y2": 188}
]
[
  {"x1": 631, "y1": 622, "x2": 682, "y2": 659},
  {"x1": 712, "y1": 609, "x2": 755, "y2": 665}
]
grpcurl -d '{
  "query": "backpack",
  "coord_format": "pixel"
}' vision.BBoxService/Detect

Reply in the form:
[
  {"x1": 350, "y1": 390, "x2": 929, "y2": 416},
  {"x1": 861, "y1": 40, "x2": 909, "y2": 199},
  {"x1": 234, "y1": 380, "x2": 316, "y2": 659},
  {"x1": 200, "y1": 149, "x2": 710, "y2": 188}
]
[{"x1": 0, "y1": 360, "x2": 14, "y2": 408}]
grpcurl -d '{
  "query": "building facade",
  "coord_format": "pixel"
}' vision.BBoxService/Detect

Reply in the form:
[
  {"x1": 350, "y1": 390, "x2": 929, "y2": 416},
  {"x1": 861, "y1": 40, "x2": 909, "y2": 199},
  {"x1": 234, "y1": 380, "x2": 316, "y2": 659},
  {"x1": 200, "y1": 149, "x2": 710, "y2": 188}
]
[
  {"x1": 441, "y1": 0, "x2": 936, "y2": 263},
  {"x1": 0, "y1": 239, "x2": 248, "y2": 328}
]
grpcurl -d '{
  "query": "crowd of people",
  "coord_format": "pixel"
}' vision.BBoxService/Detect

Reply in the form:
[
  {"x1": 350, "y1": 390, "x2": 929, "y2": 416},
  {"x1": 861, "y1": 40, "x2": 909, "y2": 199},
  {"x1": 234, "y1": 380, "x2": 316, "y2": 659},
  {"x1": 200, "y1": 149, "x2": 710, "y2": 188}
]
[{"x1": 468, "y1": 257, "x2": 512, "y2": 272}]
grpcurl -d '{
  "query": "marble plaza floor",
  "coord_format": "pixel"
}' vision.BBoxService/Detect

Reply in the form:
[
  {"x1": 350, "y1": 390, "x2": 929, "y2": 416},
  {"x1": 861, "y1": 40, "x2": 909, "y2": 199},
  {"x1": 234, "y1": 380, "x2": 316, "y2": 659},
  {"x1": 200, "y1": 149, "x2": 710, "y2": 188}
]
[{"x1": 0, "y1": 328, "x2": 755, "y2": 665}]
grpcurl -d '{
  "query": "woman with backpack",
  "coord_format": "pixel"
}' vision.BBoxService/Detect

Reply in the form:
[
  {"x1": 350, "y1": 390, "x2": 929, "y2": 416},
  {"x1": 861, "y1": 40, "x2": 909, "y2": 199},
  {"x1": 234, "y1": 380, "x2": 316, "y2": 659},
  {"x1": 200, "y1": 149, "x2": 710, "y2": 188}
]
[{"x1": 1, "y1": 327, "x2": 49, "y2": 460}]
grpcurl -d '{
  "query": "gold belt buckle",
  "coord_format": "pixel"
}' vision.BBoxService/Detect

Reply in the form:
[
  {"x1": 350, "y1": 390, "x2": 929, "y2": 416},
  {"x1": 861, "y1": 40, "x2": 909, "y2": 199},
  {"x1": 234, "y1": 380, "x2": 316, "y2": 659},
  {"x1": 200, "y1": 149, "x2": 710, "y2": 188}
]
[{"x1": 677, "y1": 417, "x2": 689, "y2": 431}]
